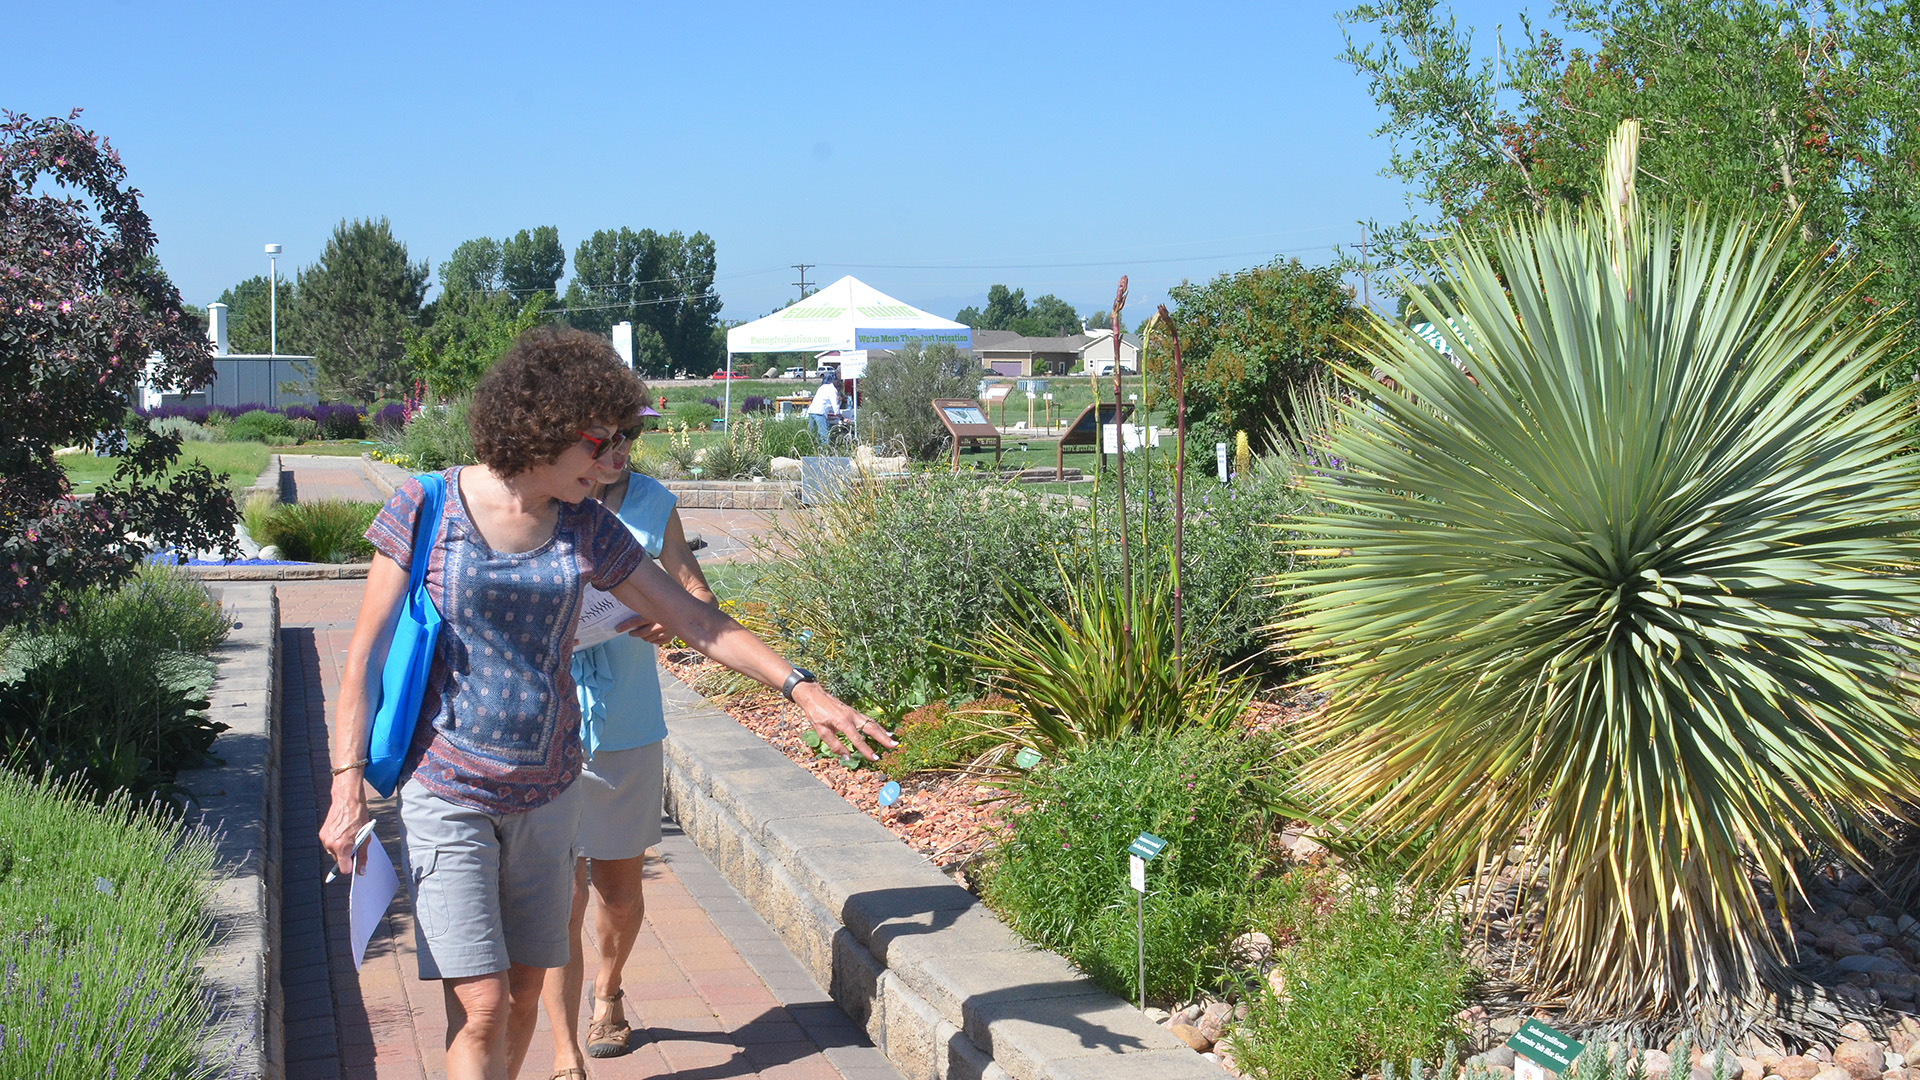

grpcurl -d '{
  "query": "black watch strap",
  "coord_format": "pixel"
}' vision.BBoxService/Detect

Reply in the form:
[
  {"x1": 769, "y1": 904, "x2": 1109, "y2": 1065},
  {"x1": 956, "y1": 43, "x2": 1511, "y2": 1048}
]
[{"x1": 780, "y1": 666, "x2": 817, "y2": 701}]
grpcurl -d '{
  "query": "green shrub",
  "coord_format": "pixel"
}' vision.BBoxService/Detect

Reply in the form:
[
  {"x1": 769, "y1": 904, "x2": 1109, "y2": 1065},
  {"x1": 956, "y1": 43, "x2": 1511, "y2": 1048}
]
[
  {"x1": 393, "y1": 396, "x2": 475, "y2": 470},
  {"x1": 148, "y1": 417, "x2": 217, "y2": 442},
  {"x1": 673, "y1": 401, "x2": 719, "y2": 428},
  {"x1": 755, "y1": 472, "x2": 1081, "y2": 707},
  {"x1": 761, "y1": 416, "x2": 817, "y2": 459},
  {"x1": 251, "y1": 500, "x2": 379, "y2": 563},
  {"x1": 286, "y1": 416, "x2": 319, "y2": 442},
  {"x1": 0, "y1": 770, "x2": 221, "y2": 1079},
  {"x1": 1099, "y1": 459, "x2": 1313, "y2": 675},
  {"x1": 859, "y1": 341, "x2": 982, "y2": 459},
  {"x1": 879, "y1": 698, "x2": 1006, "y2": 779},
  {"x1": 0, "y1": 566, "x2": 229, "y2": 802},
  {"x1": 976, "y1": 728, "x2": 1282, "y2": 1005},
  {"x1": 225, "y1": 408, "x2": 295, "y2": 442},
  {"x1": 1231, "y1": 872, "x2": 1472, "y2": 1080}
]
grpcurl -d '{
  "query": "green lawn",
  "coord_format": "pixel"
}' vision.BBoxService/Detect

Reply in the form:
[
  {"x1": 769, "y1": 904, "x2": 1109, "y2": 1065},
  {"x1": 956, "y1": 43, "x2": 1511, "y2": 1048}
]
[
  {"x1": 60, "y1": 440, "x2": 271, "y2": 494},
  {"x1": 700, "y1": 560, "x2": 773, "y2": 604}
]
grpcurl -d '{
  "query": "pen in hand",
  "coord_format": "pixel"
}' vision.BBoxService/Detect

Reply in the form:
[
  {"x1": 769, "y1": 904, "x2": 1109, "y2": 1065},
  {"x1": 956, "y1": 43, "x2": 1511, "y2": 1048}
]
[{"x1": 325, "y1": 820, "x2": 379, "y2": 884}]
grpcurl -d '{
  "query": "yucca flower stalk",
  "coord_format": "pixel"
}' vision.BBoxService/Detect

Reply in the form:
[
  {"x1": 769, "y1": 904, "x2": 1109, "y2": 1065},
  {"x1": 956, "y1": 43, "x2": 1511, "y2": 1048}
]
[
  {"x1": 1157, "y1": 304, "x2": 1189, "y2": 661},
  {"x1": 1111, "y1": 276, "x2": 1132, "y2": 626},
  {"x1": 1278, "y1": 121, "x2": 1920, "y2": 1029}
]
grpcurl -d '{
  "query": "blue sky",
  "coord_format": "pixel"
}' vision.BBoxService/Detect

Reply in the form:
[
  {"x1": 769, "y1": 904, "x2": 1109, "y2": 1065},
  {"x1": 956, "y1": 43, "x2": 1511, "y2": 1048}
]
[{"x1": 4, "y1": 0, "x2": 1533, "y2": 323}]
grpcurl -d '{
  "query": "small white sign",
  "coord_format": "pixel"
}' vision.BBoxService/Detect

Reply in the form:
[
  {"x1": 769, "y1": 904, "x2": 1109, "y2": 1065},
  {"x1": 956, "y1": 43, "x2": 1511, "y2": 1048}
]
[
  {"x1": 1515, "y1": 1057, "x2": 1547, "y2": 1080},
  {"x1": 1216, "y1": 442, "x2": 1230, "y2": 482},
  {"x1": 1129, "y1": 854, "x2": 1146, "y2": 893}
]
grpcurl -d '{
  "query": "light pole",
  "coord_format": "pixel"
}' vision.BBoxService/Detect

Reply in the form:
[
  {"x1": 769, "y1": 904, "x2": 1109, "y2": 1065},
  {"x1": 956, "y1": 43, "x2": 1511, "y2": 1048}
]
[{"x1": 264, "y1": 244, "x2": 282, "y2": 356}]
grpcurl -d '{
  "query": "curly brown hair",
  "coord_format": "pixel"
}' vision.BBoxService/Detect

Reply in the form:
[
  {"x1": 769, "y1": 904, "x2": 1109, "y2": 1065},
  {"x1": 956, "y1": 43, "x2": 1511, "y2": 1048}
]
[{"x1": 469, "y1": 326, "x2": 646, "y2": 475}]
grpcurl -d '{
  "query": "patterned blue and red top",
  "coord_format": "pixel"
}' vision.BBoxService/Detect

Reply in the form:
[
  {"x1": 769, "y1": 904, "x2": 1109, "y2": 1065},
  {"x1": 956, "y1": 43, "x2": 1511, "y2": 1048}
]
[{"x1": 365, "y1": 467, "x2": 646, "y2": 815}]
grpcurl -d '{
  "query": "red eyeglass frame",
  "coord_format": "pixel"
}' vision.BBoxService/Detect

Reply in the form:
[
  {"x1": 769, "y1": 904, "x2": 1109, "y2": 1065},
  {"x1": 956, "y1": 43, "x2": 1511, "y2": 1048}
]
[{"x1": 578, "y1": 423, "x2": 643, "y2": 460}]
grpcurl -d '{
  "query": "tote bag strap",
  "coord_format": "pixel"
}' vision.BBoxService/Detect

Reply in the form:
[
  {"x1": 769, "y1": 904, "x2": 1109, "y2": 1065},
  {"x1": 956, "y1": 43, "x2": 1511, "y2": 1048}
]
[{"x1": 408, "y1": 472, "x2": 447, "y2": 588}]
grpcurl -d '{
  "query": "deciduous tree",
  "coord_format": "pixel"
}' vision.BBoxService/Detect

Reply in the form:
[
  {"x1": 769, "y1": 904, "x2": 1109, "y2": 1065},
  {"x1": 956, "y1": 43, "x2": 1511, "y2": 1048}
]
[
  {"x1": 1149, "y1": 259, "x2": 1363, "y2": 453},
  {"x1": 564, "y1": 227, "x2": 720, "y2": 375},
  {"x1": 0, "y1": 111, "x2": 236, "y2": 626},
  {"x1": 501, "y1": 225, "x2": 564, "y2": 299}
]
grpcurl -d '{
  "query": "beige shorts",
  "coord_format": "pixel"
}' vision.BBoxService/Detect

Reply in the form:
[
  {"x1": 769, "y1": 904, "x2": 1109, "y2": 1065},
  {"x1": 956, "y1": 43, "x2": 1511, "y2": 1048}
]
[
  {"x1": 573, "y1": 742, "x2": 664, "y2": 862},
  {"x1": 399, "y1": 776, "x2": 581, "y2": 980}
]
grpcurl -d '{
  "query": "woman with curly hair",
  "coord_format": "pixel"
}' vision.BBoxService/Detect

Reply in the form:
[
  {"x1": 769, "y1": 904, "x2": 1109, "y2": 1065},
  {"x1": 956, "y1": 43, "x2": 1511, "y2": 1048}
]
[{"x1": 318, "y1": 326, "x2": 890, "y2": 1080}]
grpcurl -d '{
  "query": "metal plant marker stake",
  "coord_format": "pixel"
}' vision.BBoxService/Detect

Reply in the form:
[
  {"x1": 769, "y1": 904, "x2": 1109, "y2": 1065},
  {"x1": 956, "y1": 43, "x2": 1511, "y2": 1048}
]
[
  {"x1": 1127, "y1": 832, "x2": 1166, "y2": 1010},
  {"x1": 1111, "y1": 276, "x2": 1131, "y2": 633}
]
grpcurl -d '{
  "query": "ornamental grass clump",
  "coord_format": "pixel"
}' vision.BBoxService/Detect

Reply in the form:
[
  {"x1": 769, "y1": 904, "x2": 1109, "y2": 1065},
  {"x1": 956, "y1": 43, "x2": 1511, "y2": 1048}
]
[
  {"x1": 1277, "y1": 120, "x2": 1920, "y2": 1030},
  {"x1": 247, "y1": 500, "x2": 379, "y2": 563},
  {"x1": 958, "y1": 566, "x2": 1258, "y2": 764}
]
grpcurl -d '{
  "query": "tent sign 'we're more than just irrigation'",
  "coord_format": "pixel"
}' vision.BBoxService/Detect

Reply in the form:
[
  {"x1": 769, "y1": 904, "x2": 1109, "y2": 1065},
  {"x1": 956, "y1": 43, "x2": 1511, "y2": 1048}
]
[{"x1": 1508, "y1": 1019, "x2": 1584, "y2": 1080}]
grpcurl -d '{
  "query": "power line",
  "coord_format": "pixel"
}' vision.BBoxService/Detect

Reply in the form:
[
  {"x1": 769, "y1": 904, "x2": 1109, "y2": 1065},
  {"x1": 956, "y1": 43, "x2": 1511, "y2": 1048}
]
[{"x1": 828, "y1": 242, "x2": 1340, "y2": 273}]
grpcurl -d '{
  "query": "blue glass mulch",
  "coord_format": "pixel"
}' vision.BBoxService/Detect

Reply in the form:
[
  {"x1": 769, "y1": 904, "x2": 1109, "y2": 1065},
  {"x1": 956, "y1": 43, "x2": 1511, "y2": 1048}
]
[{"x1": 147, "y1": 551, "x2": 310, "y2": 567}]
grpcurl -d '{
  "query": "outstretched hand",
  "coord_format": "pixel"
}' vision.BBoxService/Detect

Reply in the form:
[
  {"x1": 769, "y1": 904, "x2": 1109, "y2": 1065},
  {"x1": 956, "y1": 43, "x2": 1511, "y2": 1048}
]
[
  {"x1": 792, "y1": 681, "x2": 895, "y2": 760},
  {"x1": 613, "y1": 612, "x2": 676, "y2": 646}
]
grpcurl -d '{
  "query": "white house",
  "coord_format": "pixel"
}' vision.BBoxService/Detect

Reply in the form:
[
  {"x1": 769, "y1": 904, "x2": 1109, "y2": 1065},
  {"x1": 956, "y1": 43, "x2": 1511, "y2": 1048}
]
[{"x1": 973, "y1": 328, "x2": 1141, "y2": 377}]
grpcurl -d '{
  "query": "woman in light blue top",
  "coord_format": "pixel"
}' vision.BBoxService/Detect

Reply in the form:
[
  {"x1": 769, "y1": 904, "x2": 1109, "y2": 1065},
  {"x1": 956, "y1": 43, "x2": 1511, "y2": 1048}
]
[{"x1": 541, "y1": 434, "x2": 716, "y2": 1075}]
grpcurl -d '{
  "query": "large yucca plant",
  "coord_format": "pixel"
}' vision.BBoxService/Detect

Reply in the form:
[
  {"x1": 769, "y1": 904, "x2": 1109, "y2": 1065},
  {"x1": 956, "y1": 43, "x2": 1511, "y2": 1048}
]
[{"x1": 1279, "y1": 121, "x2": 1920, "y2": 1030}]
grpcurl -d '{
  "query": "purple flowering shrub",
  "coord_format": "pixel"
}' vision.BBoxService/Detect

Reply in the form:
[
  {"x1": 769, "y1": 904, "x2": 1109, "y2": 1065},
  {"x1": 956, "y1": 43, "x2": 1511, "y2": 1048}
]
[
  {"x1": 1, "y1": 111, "x2": 236, "y2": 626},
  {"x1": 741, "y1": 394, "x2": 775, "y2": 414}
]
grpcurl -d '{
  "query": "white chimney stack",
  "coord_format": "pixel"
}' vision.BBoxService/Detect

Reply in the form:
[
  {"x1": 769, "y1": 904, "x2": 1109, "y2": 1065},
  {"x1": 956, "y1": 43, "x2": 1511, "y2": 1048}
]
[
  {"x1": 208, "y1": 302, "x2": 229, "y2": 356},
  {"x1": 612, "y1": 321, "x2": 634, "y2": 367}
]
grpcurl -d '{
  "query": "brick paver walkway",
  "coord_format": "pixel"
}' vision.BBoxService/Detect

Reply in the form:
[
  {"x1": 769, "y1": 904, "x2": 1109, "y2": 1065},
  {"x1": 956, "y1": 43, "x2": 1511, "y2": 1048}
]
[
  {"x1": 277, "y1": 581, "x2": 898, "y2": 1079},
  {"x1": 280, "y1": 454, "x2": 391, "y2": 504}
]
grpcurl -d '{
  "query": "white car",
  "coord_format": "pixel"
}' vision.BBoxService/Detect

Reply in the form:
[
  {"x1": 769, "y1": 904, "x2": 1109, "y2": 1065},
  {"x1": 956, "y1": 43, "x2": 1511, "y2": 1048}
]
[
  {"x1": 782, "y1": 367, "x2": 805, "y2": 380},
  {"x1": 1089, "y1": 359, "x2": 1138, "y2": 377}
]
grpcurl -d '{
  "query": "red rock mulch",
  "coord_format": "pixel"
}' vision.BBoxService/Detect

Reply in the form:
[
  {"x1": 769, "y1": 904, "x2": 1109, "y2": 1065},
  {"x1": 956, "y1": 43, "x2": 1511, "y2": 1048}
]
[{"x1": 662, "y1": 651, "x2": 1010, "y2": 870}]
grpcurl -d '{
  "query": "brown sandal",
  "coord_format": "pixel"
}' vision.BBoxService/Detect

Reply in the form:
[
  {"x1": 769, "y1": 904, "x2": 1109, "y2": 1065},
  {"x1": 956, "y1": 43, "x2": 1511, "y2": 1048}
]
[{"x1": 585, "y1": 989, "x2": 632, "y2": 1059}]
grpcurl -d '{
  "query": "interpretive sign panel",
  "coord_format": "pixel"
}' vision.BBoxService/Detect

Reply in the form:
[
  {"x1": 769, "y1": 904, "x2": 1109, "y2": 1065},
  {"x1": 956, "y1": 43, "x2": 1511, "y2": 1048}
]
[
  {"x1": 1055, "y1": 401, "x2": 1135, "y2": 478},
  {"x1": 933, "y1": 397, "x2": 1001, "y2": 469}
]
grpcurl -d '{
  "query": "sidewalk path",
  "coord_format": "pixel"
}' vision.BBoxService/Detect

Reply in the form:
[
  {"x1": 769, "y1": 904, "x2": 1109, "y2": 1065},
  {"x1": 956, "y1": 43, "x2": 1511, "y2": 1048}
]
[
  {"x1": 276, "y1": 580, "x2": 899, "y2": 1079},
  {"x1": 280, "y1": 454, "x2": 389, "y2": 504}
]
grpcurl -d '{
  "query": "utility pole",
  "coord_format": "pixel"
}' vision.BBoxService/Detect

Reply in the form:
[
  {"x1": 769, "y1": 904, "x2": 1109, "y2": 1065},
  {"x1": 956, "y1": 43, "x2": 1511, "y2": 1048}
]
[
  {"x1": 1359, "y1": 225, "x2": 1370, "y2": 311},
  {"x1": 791, "y1": 263, "x2": 815, "y2": 300}
]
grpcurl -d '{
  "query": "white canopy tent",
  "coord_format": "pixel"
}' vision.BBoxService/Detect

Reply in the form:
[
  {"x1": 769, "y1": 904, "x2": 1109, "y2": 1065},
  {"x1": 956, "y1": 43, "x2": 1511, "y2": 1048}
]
[{"x1": 720, "y1": 276, "x2": 973, "y2": 422}]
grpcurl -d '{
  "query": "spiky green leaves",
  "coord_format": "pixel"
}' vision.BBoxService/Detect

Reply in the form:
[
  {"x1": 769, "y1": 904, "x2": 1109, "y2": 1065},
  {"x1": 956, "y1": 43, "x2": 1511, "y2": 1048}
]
[{"x1": 1278, "y1": 195, "x2": 1920, "y2": 1026}]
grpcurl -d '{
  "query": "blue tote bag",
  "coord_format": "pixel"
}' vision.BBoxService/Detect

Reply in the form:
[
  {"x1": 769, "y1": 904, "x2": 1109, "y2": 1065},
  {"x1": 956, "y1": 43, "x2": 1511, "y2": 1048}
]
[{"x1": 365, "y1": 472, "x2": 446, "y2": 798}]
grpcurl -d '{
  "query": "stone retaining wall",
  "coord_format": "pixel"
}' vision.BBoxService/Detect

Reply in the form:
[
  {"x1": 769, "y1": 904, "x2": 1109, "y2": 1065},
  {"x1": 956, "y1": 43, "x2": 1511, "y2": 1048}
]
[
  {"x1": 658, "y1": 673, "x2": 1221, "y2": 1080},
  {"x1": 180, "y1": 584, "x2": 283, "y2": 1080}
]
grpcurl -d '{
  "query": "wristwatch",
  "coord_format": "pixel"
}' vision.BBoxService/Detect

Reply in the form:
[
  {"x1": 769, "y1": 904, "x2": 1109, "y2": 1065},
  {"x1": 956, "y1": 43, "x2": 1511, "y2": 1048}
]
[{"x1": 780, "y1": 666, "x2": 818, "y2": 701}]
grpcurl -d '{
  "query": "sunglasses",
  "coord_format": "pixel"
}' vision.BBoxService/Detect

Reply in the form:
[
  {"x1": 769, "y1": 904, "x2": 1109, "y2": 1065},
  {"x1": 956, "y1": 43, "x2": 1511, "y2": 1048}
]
[{"x1": 578, "y1": 422, "x2": 644, "y2": 461}]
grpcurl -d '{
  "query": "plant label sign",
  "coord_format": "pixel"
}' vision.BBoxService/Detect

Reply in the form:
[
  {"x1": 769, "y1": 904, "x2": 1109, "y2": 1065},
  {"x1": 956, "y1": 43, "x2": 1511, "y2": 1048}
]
[
  {"x1": 1508, "y1": 1019, "x2": 1583, "y2": 1077},
  {"x1": 1012, "y1": 747, "x2": 1042, "y2": 770},
  {"x1": 1127, "y1": 832, "x2": 1167, "y2": 861},
  {"x1": 1129, "y1": 854, "x2": 1146, "y2": 893}
]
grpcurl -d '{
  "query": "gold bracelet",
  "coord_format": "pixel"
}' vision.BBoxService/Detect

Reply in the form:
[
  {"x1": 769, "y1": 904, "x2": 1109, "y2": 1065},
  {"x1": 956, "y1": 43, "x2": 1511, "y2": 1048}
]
[{"x1": 330, "y1": 758, "x2": 369, "y2": 776}]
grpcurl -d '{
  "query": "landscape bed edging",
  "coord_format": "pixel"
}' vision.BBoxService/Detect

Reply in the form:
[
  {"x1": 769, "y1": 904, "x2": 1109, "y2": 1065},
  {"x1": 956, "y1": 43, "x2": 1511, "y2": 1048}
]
[
  {"x1": 179, "y1": 583, "x2": 283, "y2": 1080},
  {"x1": 657, "y1": 670, "x2": 1221, "y2": 1080},
  {"x1": 361, "y1": 452, "x2": 797, "y2": 509}
]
